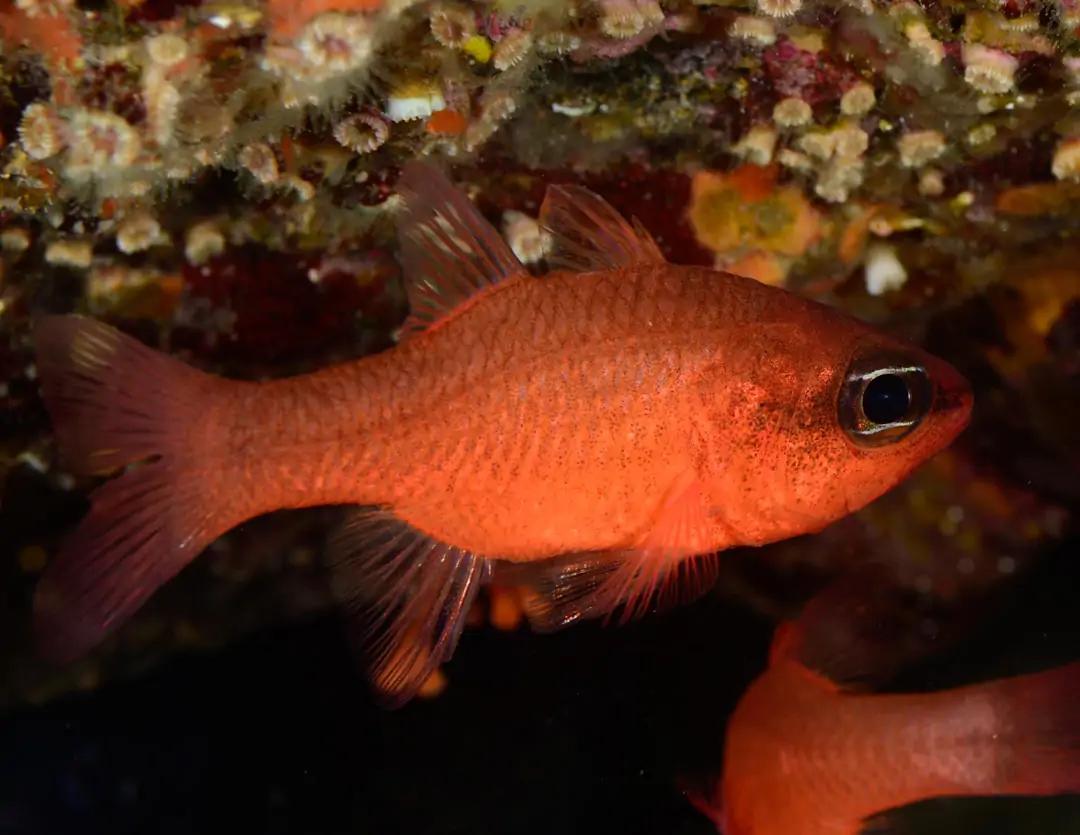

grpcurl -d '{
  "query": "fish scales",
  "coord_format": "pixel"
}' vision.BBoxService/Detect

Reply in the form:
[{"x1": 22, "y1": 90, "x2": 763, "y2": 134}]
[
  {"x1": 29, "y1": 162, "x2": 973, "y2": 706},
  {"x1": 213, "y1": 265, "x2": 754, "y2": 556},
  {"x1": 725, "y1": 663, "x2": 1003, "y2": 832}
]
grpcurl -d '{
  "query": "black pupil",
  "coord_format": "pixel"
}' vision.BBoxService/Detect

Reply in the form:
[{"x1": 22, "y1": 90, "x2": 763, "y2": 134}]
[{"x1": 861, "y1": 374, "x2": 911, "y2": 425}]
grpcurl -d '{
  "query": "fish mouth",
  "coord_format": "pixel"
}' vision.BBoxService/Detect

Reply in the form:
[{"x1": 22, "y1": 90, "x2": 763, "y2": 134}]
[{"x1": 932, "y1": 373, "x2": 975, "y2": 435}]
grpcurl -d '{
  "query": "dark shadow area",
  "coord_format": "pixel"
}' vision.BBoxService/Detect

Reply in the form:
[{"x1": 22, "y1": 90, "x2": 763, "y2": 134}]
[{"x1": 2, "y1": 527, "x2": 1080, "y2": 835}]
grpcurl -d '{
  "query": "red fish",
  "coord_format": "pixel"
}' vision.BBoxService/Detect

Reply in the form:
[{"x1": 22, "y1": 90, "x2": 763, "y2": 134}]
[
  {"x1": 683, "y1": 569, "x2": 1080, "y2": 835},
  {"x1": 31, "y1": 162, "x2": 972, "y2": 706}
]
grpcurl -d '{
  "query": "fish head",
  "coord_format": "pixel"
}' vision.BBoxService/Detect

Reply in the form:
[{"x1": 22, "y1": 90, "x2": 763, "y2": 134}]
[{"x1": 773, "y1": 325, "x2": 973, "y2": 531}]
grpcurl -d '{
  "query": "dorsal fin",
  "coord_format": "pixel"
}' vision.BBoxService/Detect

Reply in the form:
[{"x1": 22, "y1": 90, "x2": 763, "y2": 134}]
[
  {"x1": 769, "y1": 563, "x2": 980, "y2": 693},
  {"x1": 395, "y1": 161, "x2": 526, "y2": 339},
  {"x1": 769, "y1": 563, "x2": 913, "y2": 692},
  {"x1": 539, "y1": 182, "x2": 667, "y2": 273}
]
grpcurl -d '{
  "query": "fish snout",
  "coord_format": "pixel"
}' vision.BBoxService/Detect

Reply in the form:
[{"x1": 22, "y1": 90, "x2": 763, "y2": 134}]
[{"x1": 927, "y1": 358, "x2": 974, "y2": 441}]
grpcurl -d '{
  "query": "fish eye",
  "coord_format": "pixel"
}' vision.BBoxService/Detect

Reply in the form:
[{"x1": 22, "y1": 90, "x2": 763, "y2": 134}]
[
  {"x1": 838, "y1": 354, "x2": 934, "y2": 448},
  {"x1": 862, "y1": 374, "x2": 909, "y2": 425}
]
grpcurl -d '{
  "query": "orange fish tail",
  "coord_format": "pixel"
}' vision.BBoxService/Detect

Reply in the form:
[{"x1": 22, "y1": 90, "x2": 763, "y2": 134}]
[
  {"x1": 991, "y1": 659, "x2": 1080, "y2": 796},
  {"x1": 33, "y1": 315, "x2": 226, "y2": 663}
]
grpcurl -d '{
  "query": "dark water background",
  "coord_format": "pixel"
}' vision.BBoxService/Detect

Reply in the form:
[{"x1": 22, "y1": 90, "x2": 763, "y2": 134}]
[{"x1": 2, "y1": 531, "x2": 1080, "y2": 835}]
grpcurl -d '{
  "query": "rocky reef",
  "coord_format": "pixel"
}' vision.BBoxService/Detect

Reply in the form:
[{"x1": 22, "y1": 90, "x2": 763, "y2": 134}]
[{"x1": 1, "y1": 0, "x2": 1078, "y2": 708}]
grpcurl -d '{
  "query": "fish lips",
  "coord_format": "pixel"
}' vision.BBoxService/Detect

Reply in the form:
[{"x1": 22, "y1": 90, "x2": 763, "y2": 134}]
[{"x1": 928, "y1": 360, "x2": 975, "y2": 440}]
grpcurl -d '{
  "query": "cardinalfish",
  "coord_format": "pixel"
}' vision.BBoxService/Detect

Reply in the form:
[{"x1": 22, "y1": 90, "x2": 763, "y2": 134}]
[
  {"x1": 682, "y1": 568, "x2": 1080, "y2": 835},
  {"x1": 32, "y1": 162, "x2": 971, "y2": 707}
]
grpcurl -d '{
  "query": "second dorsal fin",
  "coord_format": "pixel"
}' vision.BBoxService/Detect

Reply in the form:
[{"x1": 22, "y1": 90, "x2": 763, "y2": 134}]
[
  {"x1": 539, "y1": 181, "x2": 667, "y2": 273},
  {"x1": 395, "y1": 161, "x2": 527, "y2": 339},
  {"x1": 770, "y1": 563, "x2": 984, "y2": 693}
]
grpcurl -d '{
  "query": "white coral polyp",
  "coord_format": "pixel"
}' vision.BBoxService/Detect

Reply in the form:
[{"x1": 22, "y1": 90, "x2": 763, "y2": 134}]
[{"x1": 386, "y1": 91, "x2": 446, "y2": 123}]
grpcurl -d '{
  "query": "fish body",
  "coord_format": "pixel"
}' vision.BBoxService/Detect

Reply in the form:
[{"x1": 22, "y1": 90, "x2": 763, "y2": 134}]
[
  {"x1": 32, "y1": 163, "x2": 972, "y2": 705},
  {"x1": 687, "y1": 571, "x2": 1080, "y2": 835},
  {"x1": 201, "y1": 262, "x2": 961, "y2": 558}
]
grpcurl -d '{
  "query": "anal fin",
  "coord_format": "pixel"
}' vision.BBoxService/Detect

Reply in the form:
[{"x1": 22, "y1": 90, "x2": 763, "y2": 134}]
[
  {"x1": 325, "y1": 507, "x2": 491, "y2": 708},
  {"x1": 503, "y1": 475, "x2": 721, "y2": 632}
]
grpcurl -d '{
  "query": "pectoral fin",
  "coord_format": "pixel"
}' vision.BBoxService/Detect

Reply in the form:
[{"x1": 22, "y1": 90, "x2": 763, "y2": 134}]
[{"x1": 503, "y1": 475, "x2": 721, "y2": 631}]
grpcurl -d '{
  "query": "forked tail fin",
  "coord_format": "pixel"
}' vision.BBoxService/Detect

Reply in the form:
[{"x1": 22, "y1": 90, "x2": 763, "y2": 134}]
[
  {"x1": 33, "y1": 315, "x2": 225, "y2": 662},
  {"x1": 991, "y1": 659, "x2": 1080, "y2": 796}
]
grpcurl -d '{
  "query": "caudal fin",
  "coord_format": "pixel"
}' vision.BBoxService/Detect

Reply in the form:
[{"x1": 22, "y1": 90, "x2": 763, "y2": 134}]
[
  {"x1": 992, "y1": 659, "x2": 1080, "y2": 796},
  {"x1": 33, "y1": 315, "x2": 221, "y2": 663}
]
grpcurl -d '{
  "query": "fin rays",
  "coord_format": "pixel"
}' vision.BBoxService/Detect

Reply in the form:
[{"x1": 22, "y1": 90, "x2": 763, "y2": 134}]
[
  {"x1": 34, "y1": 461, "x2": 215, "y2": 663},
  {"x1": 594, "y1": 474, "x2": 720, "y2": 625},
  {"x1": 503, "y1": 476, "x2": 721, "y2": 632},
  {"x1": 326, "y1": 507, "x2": 491, "y2": 708},
  {"x1": 396, "y1": 161, "x2": 525, "y2": 338},
  {"x1": 32, "y1": 315, "x2": 221, "y2": 663},
  {"x1": 539, "y1": 183, "x2": 666, "y2": 273},
  {"x1": 394, "y1": 163, "x2": 670, "y2": 341}
]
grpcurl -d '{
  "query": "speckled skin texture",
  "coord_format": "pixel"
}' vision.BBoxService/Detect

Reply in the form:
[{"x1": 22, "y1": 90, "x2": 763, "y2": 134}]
[
  {"x1": 27, "y1": 166, "x2": 972, "y2": 691},
  {"x1": 215, "y1": 261, "x2": 972, "y2": 561}
]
